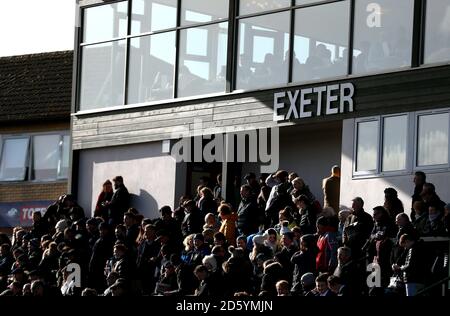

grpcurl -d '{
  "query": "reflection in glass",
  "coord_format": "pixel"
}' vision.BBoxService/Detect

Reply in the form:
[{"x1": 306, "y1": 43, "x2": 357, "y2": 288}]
[
  {"x1": 181, "y1": 0, "x2": 228, "y2": 26},
  {"x1": 33, "y1": 135, "x2": 60, "y2": 181},
  {"x1": 236, "y1": 12, "x2": 290, "y2": 90},
  {"x1": 79, "y1": 40, "x2": 126, "y2": 111},
  {"x1": 83, "y1": 1, "x2": 128, "y2": 43},
  {"x1": 356, "y1": 121, "x2": 378, "y2": 172},
  {"x1": 128, "y1": 32, "x2": 176, "y2": 103},
  {"x1": 239, "y1": 0, "x2": 290, "y2": 15},
  {"x1": 296, "y1": 0, "x2": 321, "y2": 5},
  {"x1": 131, "y1": 0, "x2": 177, "y2": 34},
  {"x1": 0, "y1": 138, "x2": 29, "y2": 181},
  {"x1": 424, "y1": 0, "x2": 450, "y2": 64},
  {"x1": 178, "y1": 23, "x2": 228, "y2": 98},
  {"x1": 382, "y1": 116, "x2": 407, "y2": 172},
  {"x1": 352, "y1": 0, "x2": 413, "y2": 75},
  {"x1": 417, "y1": 113, "x2": 449, "y2": 166},
  {"x1": 293, "y1": 1, "x2": 349, "y2": 83},
  {"x1": 59, "y1": 135, "x2": 70, "y2": 179}
]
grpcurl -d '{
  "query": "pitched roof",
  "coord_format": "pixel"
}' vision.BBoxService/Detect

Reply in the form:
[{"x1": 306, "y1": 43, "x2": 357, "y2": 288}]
[{"x1": 0, "y1": 50, "x2": 73, "y2": 123}]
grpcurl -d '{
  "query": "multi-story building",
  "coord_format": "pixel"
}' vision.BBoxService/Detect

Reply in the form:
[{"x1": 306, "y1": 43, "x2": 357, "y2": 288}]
[
  {"x1": 72, "y1": 0, "x2": 450, "y2": 218},
  {"x1": 0, "y1": 51, "x2": 73, "y2": 231}
]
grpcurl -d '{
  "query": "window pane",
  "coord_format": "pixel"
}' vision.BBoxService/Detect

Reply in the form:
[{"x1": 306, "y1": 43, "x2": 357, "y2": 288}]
[
  {"x1": 83, "y1": 1, "x2": 128, "y2": 43},
  {"x1": 181, "y1": 0, "x2": 228, "y2": 26},
  {"x1": 356, "y1": 121, "x2": 378, "y2": 172},
  {"x1": 296, "y1": 0, "x2": 322, "y2": 5},
  {"x1": 128, "y1": 32, "x2": 176, "y2": 103},
  {"x1": 239, "y1": 0, "x2": 290, "y2": 15},
  {"x1": 236, "y1": 12, "x2": 290, "y2": 90},
  {"x1": 417, "y1": 113, "x2": 449, "y2": 166},
  {"x1": 0, "y1": 138, "x2": 29, "y2": 181},
  {"x1": 352, "y1": 0, "x2": 413, "y2": 75},
  {"x1": 79, "y1": 40, "x2": 126, "y2": 111},
  {"x1": 382, "y1": 115, "x2": 407, "y2": 172},
  {"x1": 59, "y1": 135, "x2": 70, "y2": 179},
  {"x1": 424, "y1": 0, "x2": 450, "y2": 64},
  {"x1": 131, "y1": 0, "x2": 177, "y2": 34},
  {"x1": 178, "y1": 23, "x2": 228, "y2": 98},
  {"x1": 293, "y1": 1, "x2": 349, "y2": 83},
  {"x1": 33, "y1": 135, "x2": 60, "y2": 180}
]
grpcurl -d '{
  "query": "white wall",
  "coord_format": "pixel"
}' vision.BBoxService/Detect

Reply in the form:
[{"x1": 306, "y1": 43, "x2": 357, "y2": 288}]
[
  {"x1": 77, "y1": 141, "x2": 178, "y2": 219},
  {"x1": 341, "y1": 118, "x2": 450, "y2": 215},
  {"x1": 241, "y1": 122, "x2": 342, "y2": 204}
]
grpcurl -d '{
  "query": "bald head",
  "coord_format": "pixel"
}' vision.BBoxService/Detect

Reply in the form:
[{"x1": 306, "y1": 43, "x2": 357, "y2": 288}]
[{"x1": 331, "y1": 165, "x2": 340, "y2": 177}]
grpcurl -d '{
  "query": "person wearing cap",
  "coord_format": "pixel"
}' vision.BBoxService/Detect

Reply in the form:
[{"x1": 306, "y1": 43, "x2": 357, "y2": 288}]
[
  {"x1": 104, "y1": 176, "x2": 130, "y2": 227},
  {"x1": 322, "y1": 165, "x2": 341, "y2": 215},
  {"x1": 342, "y1": 197, "x2": 374, "y2": 261},
  {"x1": 265, "y1": 170, "x2": 292, "y2": 228}
]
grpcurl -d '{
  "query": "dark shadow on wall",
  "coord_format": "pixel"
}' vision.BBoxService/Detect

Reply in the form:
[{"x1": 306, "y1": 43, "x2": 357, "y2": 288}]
[{"x1": 130, "y1": 190, "x2": 159, "y2": 219}]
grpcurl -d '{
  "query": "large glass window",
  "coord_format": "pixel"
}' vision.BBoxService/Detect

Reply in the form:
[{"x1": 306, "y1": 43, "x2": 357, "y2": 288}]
[
  {"x1": 236, "y1": 11, "x2": 290, "y2": 90},
  {"x1": 352, "y1": 0, "x2": 414, "y2": 75},
  {"x1": 83, "y1": 1, "x2": 128, "y2": 43},
  {"x1": 382, "y1": 115, "x2": 407, "y2": 172},
  {"x1": 293, "y1": 1, "x2": 349, "y2": 83},
  {"x1": 0, "y1": 134, "x2": 70, "y2": 182},
  {"x1": 0, "y1": 138, "x2": 29, "y2": 181},
  {"x1": 178, "y1": 23, "x2": 228, "y2": 98},
  {"x1": 417, "y1": 113, "x2": 449, "y2": 166},
  {"x1": 181, "y1": 0, "x2": 228, "y2": 26},
  {"x1": 32, "y1": 135, "x2": 60, "y2": 181},
  {"x1": 79, "y1": 40, "x2": 126, "y2": 111},
  {"x1": 356, "y1": 120, "x2": 379, "y2": 172},
  {"x1": 424, "y1": 0, "x2": 450, "y2": 64},
  {"x1": 239, "y1": 0, "x2": 290, "y2": 15},
  {"x1": 128, "y1": 32, "x2": 176, "y2": 103},
  {"x1": 131, "y1": 0, "x2": 177, "y2": 34}
]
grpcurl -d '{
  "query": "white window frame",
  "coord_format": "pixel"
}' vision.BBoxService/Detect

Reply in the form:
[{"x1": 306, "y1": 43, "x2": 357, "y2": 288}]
[
  {"x1": 413, "y1": 108, "x2": 450, "y2": 172},
  {"x1": 353, "y1": 116, "x2": 380, "y2": 177},
  {"x1": 0, "y1": 136, "x2": 30, "y2": 181},
  {"x1": 0, "y1": 131, "x2": 70, "y2": 183}
]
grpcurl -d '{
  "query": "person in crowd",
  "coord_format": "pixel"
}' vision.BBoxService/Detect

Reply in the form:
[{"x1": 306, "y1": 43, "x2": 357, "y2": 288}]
[
  {"x1": 411, "y1": 171, "x2": 426, "y2": 221},
  {"x1": 384, "y1": 188, "x2": 404, "y2": 218},
  {"x1": 244, "y1": 173, "x2": 261, "y2": 198},
  {"x1": 104, "y1": 176, "x2": 130, "y2": 227},
  {"x1": 274, "y1": 231, "x2": 297, "y2": 277},
  {"x1": 274, "y1": 207, "x2": 296, "y2": 234},
  {"x1": 263, "y1": 228, "x2": 280, "y2": 255},
  {"x1": 181, "y1": 200, "x2": 203, "y2": 238},
  {"x1": 337, "y1": 209, "x2": 351, "y2": 245},
  {"x1": 276, "y1": 280, "x2": 291, "y2": 296},
  {"x1": 333, "y1": 246, "x2": 361, "y2": 296},
  {"x1": 265, "y1": 170, "x2": 292, "y2": 228},
  {"x1": 291, "y1": 234, "x2": 318, "y2": 294},
  {"x1": 30, "y1": 211, "x2": 49, "y2": 240},
  {"x1": 218, "y1": 203, "x2": 238, "y2": 246},
  {"x1": 203, "y1": 213, "x2": 220, "y2": 233},
  {"x1": 222, "y1": 245, "x2": 253, "y2": 295},
  {"x1": 392, "y1": 234, "x2": 428, "y2": 296},
  {"x1": 260, "y1": 262, "x2": 284, "y2": 296},
  {"x1": 198, "y1": 187, "x2": 217, "y2": 217},
  {"x1": 343, "y1": 197, "x2": 374, "y2": 261},
  {"x1": 94, "y1": 180, "x2": 114, "y2": 220},
  {"x1": 312, "y1": 273, "x2": 335, "y2": 296},
  {"x1": 327, "y1": 275, "x2": 349, "y2": 296},
  {"x1": 421, "y1": 182, "x2": 446, "y2": 213},
  {"x1": 154, "y1": 206, "x2": 182, "y2": 245},
  {"x1": 237, "y1": 184, "x2": 260, "y2": 236},
  {"x1": 422, "y1": 204, "x2": 447, "y2": 237},
  {"x1": 316, "y1": 216, "x2": 338, "y2": 273},
  {"x1": 412, "y1": 201, "x2": 428, "y2": 236},
  {"x1": 293, "y1": 195, "x2": 317, "y2": 235},
  {"x1": 322, "y1": 165, "x2": 340, "y2": 214}
]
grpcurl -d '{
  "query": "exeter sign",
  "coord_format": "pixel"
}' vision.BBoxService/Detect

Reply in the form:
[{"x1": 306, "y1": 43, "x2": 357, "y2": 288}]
[{"x1": 273, "y1": 82, "x2": 355, "y2": 121}]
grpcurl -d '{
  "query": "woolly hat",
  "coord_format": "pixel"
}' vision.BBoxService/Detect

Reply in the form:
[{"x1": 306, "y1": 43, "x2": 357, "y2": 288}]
[
  {"x1": 252, "y1": 234, "x2": 266, "y2": 246},
  {"x1": 202, "y1": 254, "x2": 218, "y2": 272},
  {"x1": 55, "y1": 219, "x2": 68, "y2": 233}
]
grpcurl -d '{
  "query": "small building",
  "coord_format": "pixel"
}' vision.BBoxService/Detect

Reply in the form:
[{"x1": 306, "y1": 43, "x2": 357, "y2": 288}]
[
  {"x1": 71, "y1": 0, "x2": 450, "y2": 219},
  {"x1": 0, "y1": 51, "x2": 73, "y2": 232}
]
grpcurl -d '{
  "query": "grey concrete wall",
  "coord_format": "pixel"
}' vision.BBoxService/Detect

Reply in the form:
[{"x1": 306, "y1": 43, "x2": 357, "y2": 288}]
[
  {"x1": 241, "y1": 122, "x2": 342, "y2": 205},
  {"x1": 340, "y1": 118, "x2": 450, "y2": 215},
  {"x1": 77, "y1": 141, "x2": 177, "y2": 219}
]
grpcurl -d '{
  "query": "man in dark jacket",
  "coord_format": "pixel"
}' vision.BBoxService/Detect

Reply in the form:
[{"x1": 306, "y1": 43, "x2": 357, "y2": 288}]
[
  {"x1": 343, "y1": 197, "x2": 373, "y2": 261},
  {"x1": 237, "y1": 185, "x2": 260, "y2": 236},
  {"x1": 265, "y1": 170, "x2": 292, "y2": 228},
  {"x1": 275, "y1": 231, "x2": 298, "y2": 279},
  {"x1": 88, "y1": 222, "x2": 114, "y2": 291},
  {"x1": 154, "y1": 206, "x2": 183, "y2": 245},
  {"x1": 106, "y1": 176, "x2": 130, "y2": 227},
  {"x1": 181, "y1": 200, "x2": 203, "y2": 238},
  {"x1": 411, "y1": 171, "x2": 426, "y2": 221},
  {"x1": 392, "y1": 234, "x2": 428, "y2": 296}
]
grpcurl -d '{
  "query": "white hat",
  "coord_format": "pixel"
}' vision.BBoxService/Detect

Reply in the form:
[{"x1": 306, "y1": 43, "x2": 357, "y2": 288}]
[{"x1": 55, "y1": 219, "x2": 68, "y2": 233}]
